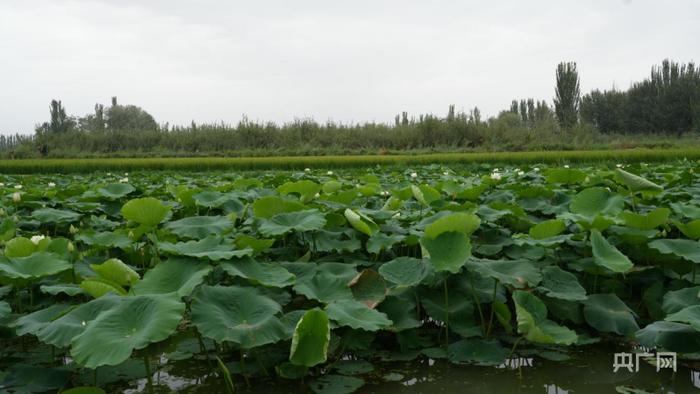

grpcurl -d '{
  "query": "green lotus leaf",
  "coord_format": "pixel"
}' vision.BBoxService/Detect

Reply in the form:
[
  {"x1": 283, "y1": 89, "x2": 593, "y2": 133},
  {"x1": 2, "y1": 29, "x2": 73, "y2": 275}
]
[
  {"x1": 90, "y1": 258, "x2": 140, "y2": 287},
  {"x1": 121, "y1": 197, "x2": 170, "y2": 227},
  {"x1": 31, "y1": 208, "x2": 82, "y2": 224},
  {"x1": 0, "y1": 300, "x2": 10, "y2": 319},
  {"x1": 234, "y1": 235, "x2": 275, "y2": 254},
  {"x1": 289, "y1": 309, "x2": 330, "y2": 367},
  {"x1": 309, "y1": 375, "x2": 364, "y2": 394},
  {"x1": 619, "y1": 208, "x2": 669, "y2": 230},
  {"x1": 583, "y1": 294, "x2": 639, "y2": 335},
  {"x1": 293, "y1": 265, "x2": 355, "y2": 304},
  {"x1": 467, "y1": 258, "x2": 541, "y2": 288},
  {"x1": 0, "y1": 218, "x2": 16, "y2": 242},
  {"x1": 662, "y1": 286, "x2": 700, "y2": 314},
  {"x1": 590, "y1": 229, "x2": 633, "y2": 273},
  {"x1": 378, "y1": 257, "x2": 432, "y2": 288},
  {"x1": 545, "y1": 168, "x2": 587, "y2": 184},
  {"x1": 0, "y1": 364, "x2": 70, "y2": 393},
  {"x1": 193, "y1": 191, "x2": 243, "y2": 212},
  {"x1": 344, "y1": 208, "x2": 378, "y2": 236},
  {"x1": 513, "y1": 290, "x2": 577, "y2": 345},
  {"x1": 570, "y1": 187, "x2": 624, "y2": 220},
  {"x1": 4, "y1": 237, "x2": 38, "y2": 258},
  {"x1": 0, "y1": 252, "x2": 71, "y2": 281},
  {"x1": 348, "y1": 269, "x2": 386, "y2": 308},
  {"x1": 221, "y1": 256, "x2": 296, "y2": 288},
  {"x1": 674, "y1": 219, "x2": 700, "y2": 240},
  {"x1": 278, "y1": 180, "x2": 321, "y2": 203},
  {"x1": 537, "y1": 266, "x2": 587, "y2": 301},
  {"x1": 258, "y1": 209, "x2": 327, "y2": 236},
  {"x1": 63, "y1": 387, "x2": 107, "y2": 394},
  {"x1": 377, "y1": 295, "x2": 421, "y2": 332},
  {"x1": 37, "y1": 295, "x2": 122, "y2": 347},
  {"x1": 648, "y1": 238, "x2": 700, "y2": 263},
  {"x1": 636, "y1": 321, "x2": 700, "y2": 353},
  {"x1": 164, "y1": 215, "x2": 234, "y2": 240},
  {"x1": 420, "y1": 231, "x2": 471, "y2": 274},
  {"x1": 158, "y1": 235, "x2": 252, "y2": 261},
  {"x1": 424, "y1": 212, "x2": 481, "y2": 239},
  {"x1": 447, "y1": 338, "x2": 508, "y2": 366},
  {"x1": 411, "y1": 184, "x2": 440, "y2": 206},
  {"x1": 190, "y1": 285, "x2": 286, "y2": 349},
  {"x1": 366, "y1": 233, "x2": 404, "y2": 254},
  {"x1": 665, "y1": 305, "x2": 700, "y2": 331},
  {"x1": 80, "y1": 277, "x2": 127, "y2": 298},
  {"x1": 252, "y1": 196, "x2": 305, "y2": 219},
  {"x1": 420, "y1": 285, "x2": 479, "y2": 337},
  {"x1": 12, "y1": 304, "x2": 73, "y2": 336},
  {"x1": 615, "y1": 168, "x2": 662, "y2": 192},
  {"x1": 671, "y1": 202, "x2": 700, "y2": 220},
  {"x1": 529, "y1": 219, "x2": 566, "y2": 240},
  {"x1": 40, "y1": 284, "x2": 85, "y2": 296},
  {"x1": 325, "y1": 299, "x2": 392, "y2": 331},
  {"x1": 70, "y1": 294, "x2": 185, "y2": 368},
  {"x1": 131, "y1": 257, "x2": 212, "y2": 298},
  {"x1": 75, "y1": 231, "x2": 133, "y2": 249},
  {"x1": 97, "y1": 183, "x2": 135, "y2": 199},
  {"x1": 322, "y1": 180, "x2": 343, "y2": 194}
]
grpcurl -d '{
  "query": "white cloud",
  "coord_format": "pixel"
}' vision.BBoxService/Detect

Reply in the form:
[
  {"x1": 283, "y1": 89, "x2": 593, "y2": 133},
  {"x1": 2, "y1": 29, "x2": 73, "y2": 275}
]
[{"x1": 0, "y1": 0, "x2": 698, "y2": 133}]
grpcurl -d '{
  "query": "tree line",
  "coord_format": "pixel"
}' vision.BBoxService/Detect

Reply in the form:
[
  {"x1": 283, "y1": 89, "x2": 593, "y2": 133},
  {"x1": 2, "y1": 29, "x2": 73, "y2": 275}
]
[{"x1": 1, "y1": 59, "x2": 698, "y2": 158}]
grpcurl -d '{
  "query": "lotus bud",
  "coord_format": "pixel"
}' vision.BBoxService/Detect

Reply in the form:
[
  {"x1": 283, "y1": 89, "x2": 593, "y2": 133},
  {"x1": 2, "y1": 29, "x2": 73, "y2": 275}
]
[
  {"x1": 128, "y1": 230, "x2": 134, "y2": 239},
  {"x1": 0, "y1": 208, "x2": 5, "y2": 217},
  {"x1": 67, "y1": 242, "x2": 75, "y2": 252},
  {"x1": 12, "y1": 192, "x2": 21, "y2": 203},
  {"x1": 69, "y1": 224, "x2": 79, "y2": 234}
]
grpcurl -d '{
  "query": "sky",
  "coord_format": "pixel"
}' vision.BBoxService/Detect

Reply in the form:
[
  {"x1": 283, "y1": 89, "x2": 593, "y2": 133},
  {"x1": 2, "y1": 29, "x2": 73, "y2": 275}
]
[{"x1": 0, "y1": 0, "x2": 698, "y2": 134}]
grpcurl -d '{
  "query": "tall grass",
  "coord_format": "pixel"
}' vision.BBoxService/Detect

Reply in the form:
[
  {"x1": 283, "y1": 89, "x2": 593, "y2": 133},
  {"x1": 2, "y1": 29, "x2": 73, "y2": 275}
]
[{"x1": 0, "y1": 148, "x2": 697, "y2": 174}]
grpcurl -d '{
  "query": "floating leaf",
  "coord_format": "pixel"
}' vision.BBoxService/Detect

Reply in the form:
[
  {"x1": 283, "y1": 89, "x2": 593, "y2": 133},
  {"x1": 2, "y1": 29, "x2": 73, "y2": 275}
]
[
  {"x1": 90, "y1": 258, "x2": 139, "y2": 287},
  {"x1": 636, "y1": 321, "x2": 700, "y2": 353},
  {"x1": 325, "y1": 300, "x2": 392, "y2": 331},
  {"x1": 513, "y1": 290, "x2": 577, "y2": 345},
  {"x1": 590, "y1": 229, "x2": 633, "y2": 273},
  {"x1": 289, "y1": 309, "x2": 330, "y2": 367},
  {"x1": 132, "y1": 257, "x2": 212, "y2": 298},
  {"x1": 71, "y1": 294, "x2": 185, "y2": 368},
  {"x1": 615, "y1": 168, "x2": 662, "y2": 192},
  {"x1": 165, "y1": 216, "x2": 234, "y2": 240},
  {"x1": 190, "y1": 285, "x2": 286, "y2": 349},
  {"x1": 158, "y1": 235, "x2": 252, "y2": 261},
  {"x1": 447, "y1": 338, "x2": 508, "y2": 366},
  {"x1": 537, "y1": 266, "x2": 587, "y2": 301},
  {"x1": 378, "y1": 257, "x2": 432, "y2": 288},
  {"x1": 37, "y1": 296, "x2": 122, "y2": 347},
  {"x1": 348, "y1": 269, "x2": 386, "y2": 308},
  {"x1": 421, "y1": 231, "x2": 471, "y2": 273},
  {"x1": 309, "y1": 375, "x2": 364, "y2": 394},
  {"x1": 221, "y1": 256, "x2": 296, "y2": 288},
  {"x1": 258, "y1": 209, "x2": 327, "y2": 236},
  {"x1": 121, "y1": 197, "x2": 170, "y2": 227},
  {"x1": 583, "y1": 294, "x2": 638, "y2": 335},
  {"x1": 344, "y1": 209, "x2": 378, "y2": 236},
  {"x1": 648, "y1": 239, "x2": 700, "y2": 263}
]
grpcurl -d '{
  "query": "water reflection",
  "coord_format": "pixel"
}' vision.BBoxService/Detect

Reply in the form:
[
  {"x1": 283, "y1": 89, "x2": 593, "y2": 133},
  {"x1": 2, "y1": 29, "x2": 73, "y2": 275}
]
[
  {"x1": 543, "y1": 384, "x2": 569, "y2": 394},
  {"x1": 497, "y1": 357, "x2": 534, "y2": 369},
  {"x1": 692, "y1": 370, "x2": 700, "y2": 389}
]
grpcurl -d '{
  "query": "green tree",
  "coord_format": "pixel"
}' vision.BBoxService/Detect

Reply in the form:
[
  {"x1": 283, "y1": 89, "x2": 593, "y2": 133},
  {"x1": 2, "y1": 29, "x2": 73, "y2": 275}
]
[
  {"x1": 106, "y1": 97, "x2": 158, "y2": 131},
  {"x1": 554, "y1": 62, "x2": 581, "y2": 129}
]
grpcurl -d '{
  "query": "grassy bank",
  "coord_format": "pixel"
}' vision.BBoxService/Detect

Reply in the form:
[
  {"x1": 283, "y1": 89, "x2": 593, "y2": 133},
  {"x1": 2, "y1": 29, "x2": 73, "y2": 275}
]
[{"x1": 0, "y1": 148, "x2": 698, "y2": 173}]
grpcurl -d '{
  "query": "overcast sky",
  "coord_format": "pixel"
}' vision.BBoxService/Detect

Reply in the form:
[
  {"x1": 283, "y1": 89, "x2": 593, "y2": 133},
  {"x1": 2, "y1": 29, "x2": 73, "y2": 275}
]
[{"x1": 0, "y1": 0, "x2": 698, "y2": 134}]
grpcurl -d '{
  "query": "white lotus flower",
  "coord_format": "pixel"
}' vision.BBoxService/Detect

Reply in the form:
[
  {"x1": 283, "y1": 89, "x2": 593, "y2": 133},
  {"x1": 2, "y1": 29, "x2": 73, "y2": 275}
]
[
  {"x1": 107, "y1": 172, "x2": 112, "y2": 176},
  {"x1": 124, "y1": 172, "x2": 129, "y2": 176},
  {"x1": 48, "y1": 182, "x2": 56, "y2": 188},
  {"x1": 616, "y1": 163, "x2": 623, "y2": 168},
  {"x1": 14, "y1": 185, "x2": 22, "y2": 189},
  {"x1": 392, "y1": 212, "x2": 401, "y2": 219},
  {"x1": 0, "y1": 183, "x2": 4, "y2": 187},
  {"x1": 304, "y1": 168, "x2": 311, "y2": 172},
  {"x1": 30, "y1": 235, "x2": 45, "y2": 245},
  {"x1": 443, "y1": 171, "x2": 449, "y2": 176},
  {"x1": 534, "y1": 167, "x2": 540, "y2": 172},
  {"x1": 517, "y1": 170, "x2": 525, "y2": 176},
  {"x1": 119, "y1": 177, "x2": 129, "y2": 183},
  {"x1": 327, "y1": 171, "x2": 333, "y2": 175},
  {"x1": 314, "y1": 193, "x2": 320, "y2": 198},
  {"x1": 12, "y1": 192, "x2": 21, "y2": 202},
  {"x1": 564, "y1": 165, "x2": 570, "y2": 169},
  {"x1": 490, "y1": 172, "x2": 502, "y2": 181},
  {"x1": 410, "y1": 172, "x2": 418, "y2": 178}
]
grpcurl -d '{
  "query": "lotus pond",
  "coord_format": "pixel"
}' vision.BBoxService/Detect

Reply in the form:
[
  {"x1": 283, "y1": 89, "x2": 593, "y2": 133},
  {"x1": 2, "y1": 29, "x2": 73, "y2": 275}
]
[{"x1": 2, "y1": 162, "x2": 700, "y2": 393}]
